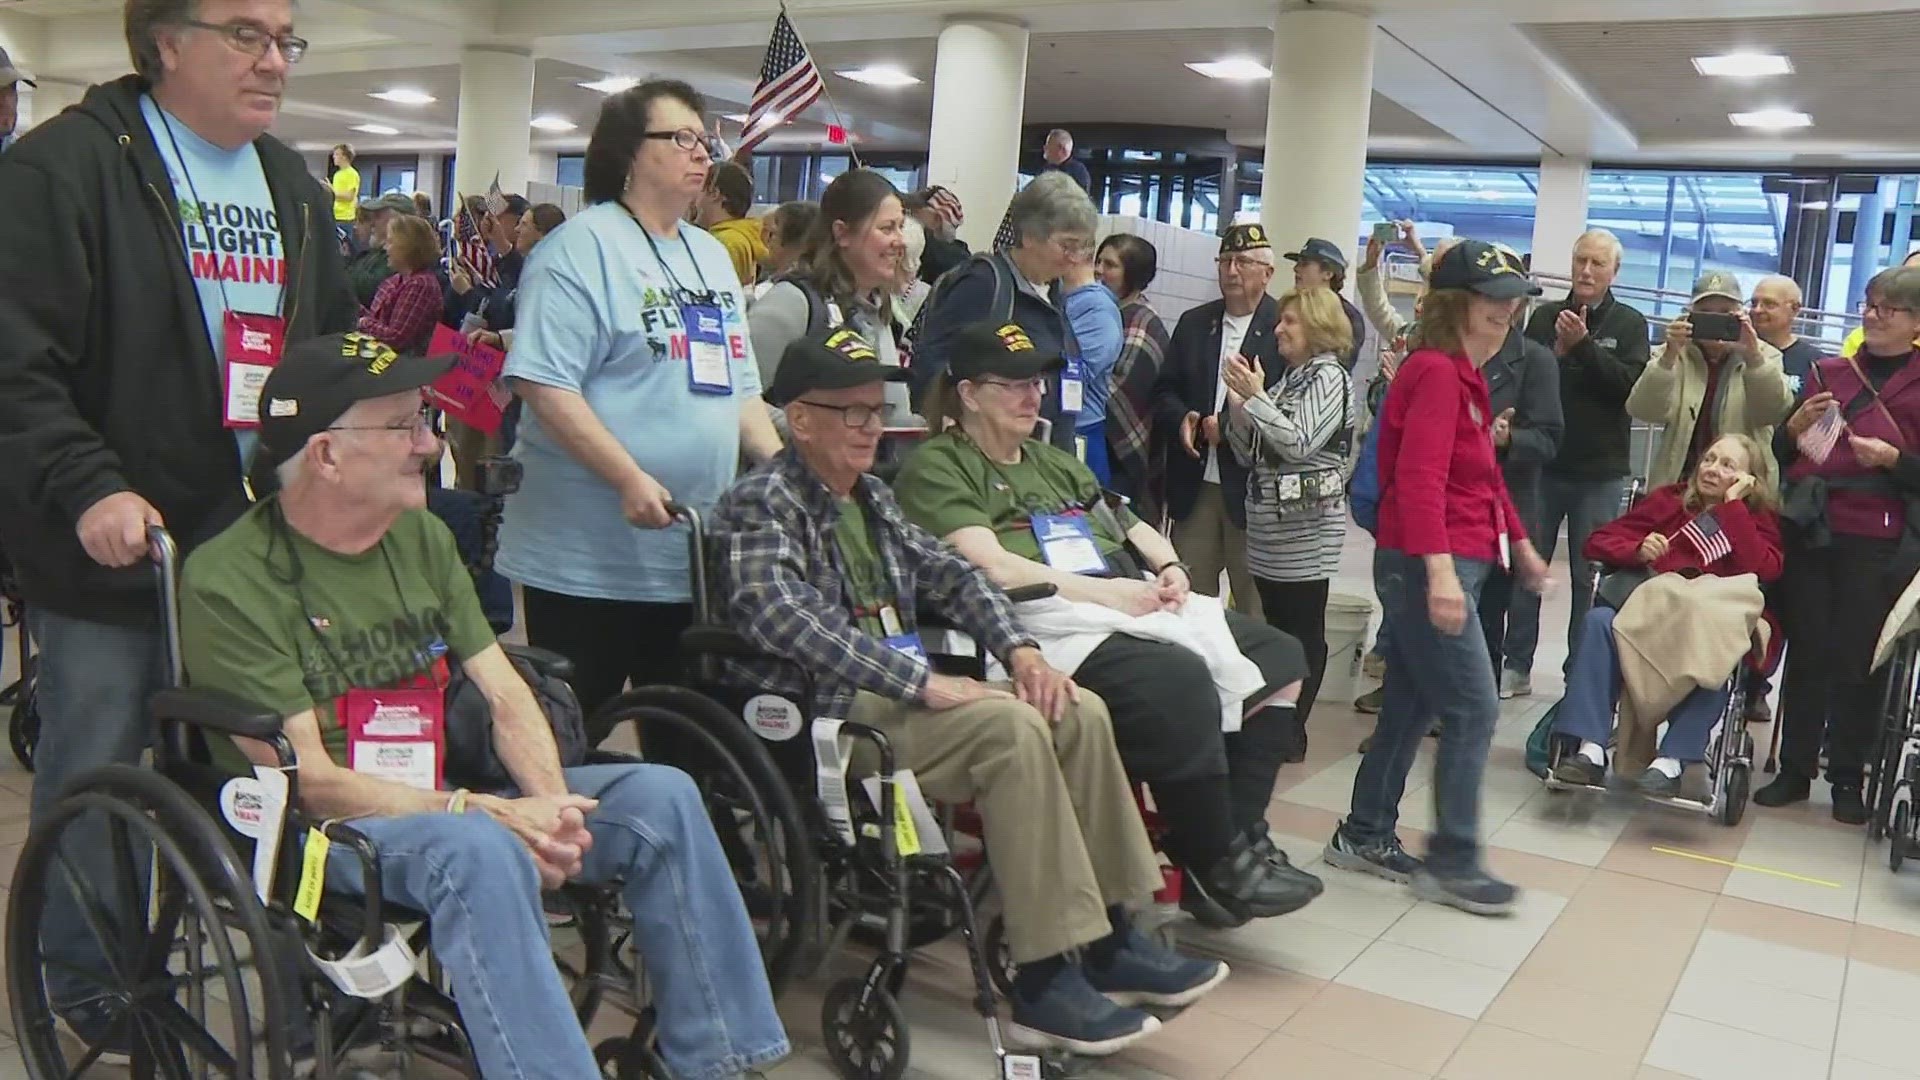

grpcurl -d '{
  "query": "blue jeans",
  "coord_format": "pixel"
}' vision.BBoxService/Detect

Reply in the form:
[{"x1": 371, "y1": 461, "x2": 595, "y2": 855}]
[
  {"x1": 1344, "y1": 551, "x2": 1499, "y2": 876},
  {"x1": 26, "y1": 608, "x2": 167, "y2": 1008},
  {"x1": 1552, "y1": 607, "x2": 1731, "y2": 763},
  {"x1": 328, "y1": 763, "x2": 787, "y2": 1080},
  {"x1": 1504, "y1": 474, "x2": 1627, "y2": 675}
]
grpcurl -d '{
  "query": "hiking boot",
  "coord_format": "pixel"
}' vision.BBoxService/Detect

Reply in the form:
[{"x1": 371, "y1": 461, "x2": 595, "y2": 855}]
[
  {"x1": 1083, "y1": 927, "x2": 1228, "y2": 1009},
  {"x1": 1008, "y1": 963, "x2": 1160, "y2": 1057},
  {"x1": 1411, "y1": 868, "x2": 1519, "y2": 916},
  {"x1": 1322, "y1": 827, "x2": 1423, "y2": 884},
  {"x1": 1753, "y1": 772, "x2": 1811, "y2": 808}
]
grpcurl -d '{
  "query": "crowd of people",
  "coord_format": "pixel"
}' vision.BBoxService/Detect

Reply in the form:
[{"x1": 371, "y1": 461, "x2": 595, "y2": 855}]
[{"x1": 4, "y1": 0, "x2": 1920, "y2": 1076}]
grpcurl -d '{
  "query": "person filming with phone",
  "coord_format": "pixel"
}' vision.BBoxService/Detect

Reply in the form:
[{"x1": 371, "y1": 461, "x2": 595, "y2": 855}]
[{"x1": 1629, "y1": 271, "x2": 1794, "y2": 488}]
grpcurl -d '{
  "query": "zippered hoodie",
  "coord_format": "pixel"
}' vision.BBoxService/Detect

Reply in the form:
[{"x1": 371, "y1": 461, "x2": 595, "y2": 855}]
[{"x1": 0, "y1": 76, "x2": 358, "y2": 627}]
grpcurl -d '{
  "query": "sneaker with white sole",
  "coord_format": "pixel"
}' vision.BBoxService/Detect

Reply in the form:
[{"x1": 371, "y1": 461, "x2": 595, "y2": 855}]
[
  {"x1": 1499, "y1": 669, "x2": 1532, "y2": 700},
  {"x1": 1322, "y1": 827, "x2": 1423, "y2": 884},
  {"x1": 1411, "y1": 868, "x2": 1518, "y2": 916}
]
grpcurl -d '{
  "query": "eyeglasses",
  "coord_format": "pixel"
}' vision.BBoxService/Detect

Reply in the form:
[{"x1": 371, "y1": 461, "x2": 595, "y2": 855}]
[
  {"x1": 1217, "y1": 255, "x2": 1270, "y2": 272},
  {"x1": 795, "y1": 400, "x2": 898, "y2": 428},
  {"x1": 179, "y1": 19, "x2": 309, "y2": 63},
  {"x1": 329, "y1": 406, "x2": 435, "y2": 436},
  {"x1": 644, "y1": 128, "x2": 723, "y2": 158},
  {"x1": 1050, "y1": 235, "x2": 1094, "y2": 259},
  {"x1": 974, "y1": 376, "x2": 1047, "y2": 396},
  {"x1": 1864, "y1": 300, "x2": 1918, "y2": 318}
]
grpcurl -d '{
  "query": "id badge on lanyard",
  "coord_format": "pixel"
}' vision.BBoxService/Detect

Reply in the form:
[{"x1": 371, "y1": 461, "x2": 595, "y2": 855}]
[
  {"x1": 341, "y1": 641, "x2": 449, "y2": 791},
  {"x1": 1060, "y1": 356, "x2": 1086, "y2": 415},
  {"x1": 222, "y1": 312, "x2": 287, "y2": 428},
  {"x1": 683, "y1": 302, "x2": 733, "y2": 395},
  {"x1": 877, "y1": 604, "x2": 927, "y2": 661},
  {"x1": 1032, "y1": 511, "x2": 1109, "y2": 576}
]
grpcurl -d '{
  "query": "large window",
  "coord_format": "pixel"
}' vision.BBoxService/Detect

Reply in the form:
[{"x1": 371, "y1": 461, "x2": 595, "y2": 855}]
[{"x1": 1583, "y1": 170, "x2": 1780, "y2": 321}]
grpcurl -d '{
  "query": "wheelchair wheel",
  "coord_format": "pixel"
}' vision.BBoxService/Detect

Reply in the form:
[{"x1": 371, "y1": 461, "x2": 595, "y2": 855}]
[
  {"x1": 1717, "y1": 763, "x2": 1751, "y2": 827},
  {"x1": 983, "y1": 914, "x2": 1017, "y2": 998},
  {"x1": 821, "y1": 975, "x2": 908, "y2": 1080},
  {"x1": 6, "y1": 764, "x2": 293, "y2": 1080},
  {"x1": 6, "y1": 653, "x2": 37, "y2": 771},
  {"x1": 1891, "y1": 803, "x2": 1910, "y2": 873},
  {"x1": 591, "y1": 686, "x2": 820, "y2": 996}
]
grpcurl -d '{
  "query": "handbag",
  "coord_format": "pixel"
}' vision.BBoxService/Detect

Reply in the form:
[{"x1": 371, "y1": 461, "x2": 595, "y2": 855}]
[
  {"x1": 442, "y1": 648, "x2": 590, "y2": 789},
  {"x1": 1594, "y1": 568, "x2": 1655, "y2": 611}
]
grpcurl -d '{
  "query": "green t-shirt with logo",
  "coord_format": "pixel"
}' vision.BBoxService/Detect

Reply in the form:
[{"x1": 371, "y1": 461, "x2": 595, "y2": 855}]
[
  {"x1": 832, "y1": 497, "x2": 894, "y2": 638},
  {"x1": 894, "y1": 431, "x2": 1139, "y2": 565},
  {"x1": 178, "y1": 501, "x2": 500, "y2": 772}
]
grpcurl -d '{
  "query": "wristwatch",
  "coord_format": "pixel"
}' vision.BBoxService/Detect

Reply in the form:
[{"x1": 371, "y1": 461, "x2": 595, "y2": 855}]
[{"x1": 1156, "y1": 560, "x2": 1192, "y2": 578}]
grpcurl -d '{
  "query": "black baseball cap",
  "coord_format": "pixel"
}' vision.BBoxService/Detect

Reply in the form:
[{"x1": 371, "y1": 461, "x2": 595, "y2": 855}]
[
  {"x1": 946, "y1": 321, "x2": 1066, "y2": 382},
  {"x1": 765, "y1": 327, "x2": 909, "y2": 407},
  {"x1": 1429, "y1": 239, "x2": 1543, "y2": 300},
  {"x1": 1284, "y1": 237, "x2": 1349, "y2": 270},
  {"x1": 258, "y1": 332, "x2": 455, "y2": 456}
]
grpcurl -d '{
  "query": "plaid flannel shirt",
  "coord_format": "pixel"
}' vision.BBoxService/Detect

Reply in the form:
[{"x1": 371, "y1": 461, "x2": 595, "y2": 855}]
[
  {"x1": 708, "y1": 450, "x2": 1035, "y2": 720},
  {"x1": 357, "y1": 269, "x2": 444, "y2": 353}
]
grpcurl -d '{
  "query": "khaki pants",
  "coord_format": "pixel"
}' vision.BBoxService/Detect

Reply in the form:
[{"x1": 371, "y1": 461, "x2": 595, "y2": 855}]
[
  {"x1": 847, "y1": 688, "x2": 1163, "y2": 964},
  {"x1": 445, "y1": 418, "x2": 500, "y2": 492},
  {"x1": 1171, "y1": 482, "x2": 1263, "y2": 621}
]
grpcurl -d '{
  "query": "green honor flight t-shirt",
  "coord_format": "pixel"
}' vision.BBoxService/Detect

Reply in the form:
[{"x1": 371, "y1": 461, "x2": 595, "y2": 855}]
[
  {"x1": 894, "y1": 431, "x2": 1139, "y2": 564},
  {"x1": 178, "y1": 502, "x2": 500, "y2": 773},
  {"x1": 832, "y1": 497, "x2": 895, "y2": 639}
]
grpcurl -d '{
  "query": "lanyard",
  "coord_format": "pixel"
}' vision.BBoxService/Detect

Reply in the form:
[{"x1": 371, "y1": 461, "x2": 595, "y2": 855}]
[
  {"x1": 957, "y1": 430, "x2": 1082, "y2": 516},
  {"x1": 835, "y1": 493, "x2": 911, "y2": 618},
  {"x1": 622, "y1": 207, "x2": 713, "y2": 302},
  {"x1": 269, "y1": 502, "x2": 443, "y2": 689},
  {"x1": 155, "y1": 103, "x2": 237, "y2": 314}
]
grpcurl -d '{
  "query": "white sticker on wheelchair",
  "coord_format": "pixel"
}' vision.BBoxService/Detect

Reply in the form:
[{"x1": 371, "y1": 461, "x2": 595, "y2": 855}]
[
  {"x1": 743, "y1": 695, "x2": 804, "y2": 742},
  {"x1": 812, "y1": 718, "x2": 856, "y2": 846},
  {"x1": 1002, "y1": 1054, "x2": 1043, "y2": 1080},
  {"x1": 313, "y1": 924, "x2": 418, "y2": 1000},
  {"x1": 220, "y1": 768, "x2": 289, "y2": 903},
  {"x1": 859, "y1": 770, "x2": 949, "y2": 856}
]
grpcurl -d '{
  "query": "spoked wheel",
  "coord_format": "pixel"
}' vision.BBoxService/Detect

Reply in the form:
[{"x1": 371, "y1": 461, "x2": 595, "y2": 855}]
[
  {"x1": 591, "y1": 687, "x2": 820, "y2": 996},
  {"x1": 5, "y1": 764, "x2": 292, "y2": 1080},
  {"x1": 7, "y1": 653, "x2": 38, "y2": 772},
  {"x1": 1718, "y1": 764, "x2": 1751, "y2": 827},
  {"x1": 821, "y1": 976, "x2": 908, "y2": 1080},
  {"x1": 1891, "y1": 802, "x2": 1910, "y2": 872}
]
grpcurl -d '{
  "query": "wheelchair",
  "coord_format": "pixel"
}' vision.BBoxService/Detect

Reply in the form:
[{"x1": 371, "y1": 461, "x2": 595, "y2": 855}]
[
  {"x1": 1, "y1": 544, "x2": 36, "y2": 772},
  {"x1": 1867, "y1": 633, "x2": 1920, "y2": 871},
  {"x1": 2, "y1": 527, "x2": 700, "y2": 1080}
]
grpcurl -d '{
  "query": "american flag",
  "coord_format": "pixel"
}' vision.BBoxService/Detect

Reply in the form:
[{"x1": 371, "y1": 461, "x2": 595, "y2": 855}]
[
  {"x1": 1676, "y1": 511, "x2": 1733, "y2": 565},
  {"x1": 738, "y1": 12, "x2": 824, "y2": 153},
  {"x1": 1797, "y1": 406, "x2": 1844, "y2": 464},
  {"x1": 992, "y1": 205, "x2": 1017, "y2": 252},
  {"x1": 454, "y1": 209, "x2": 497, "y2": 289},
  {"x1": 484, "y1": 173, "x2": 508, "y2": 218}
]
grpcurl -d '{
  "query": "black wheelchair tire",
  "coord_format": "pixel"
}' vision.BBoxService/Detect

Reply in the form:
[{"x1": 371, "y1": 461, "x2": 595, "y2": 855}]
[
  {"x1": 1718, "y1": 764, "x2": 1750, "y2": 827},
  {"x1": 821, "y1": 976, "x2": 908, "y2": 1080},
  {"x1": 589, "y1": 686, "x2": 820, "y2": 997},
  {"x1": 7, "y1": 653, "x2": 37, "y2": 772},
  {"x1": 983, "y1": 914, "x2": 1017, "y2": 998},
  {"x1": 1892, "y1": 803, "x2": 1910, "y2": 873}
]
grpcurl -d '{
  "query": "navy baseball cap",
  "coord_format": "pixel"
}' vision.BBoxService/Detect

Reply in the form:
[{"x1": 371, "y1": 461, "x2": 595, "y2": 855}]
[
  {"x1": 1429, "y1": 240, "x2": 1542, "y2": 300},
  {"x1": 1284, "y1": 237, "x2": 1349, "y2": 270}
]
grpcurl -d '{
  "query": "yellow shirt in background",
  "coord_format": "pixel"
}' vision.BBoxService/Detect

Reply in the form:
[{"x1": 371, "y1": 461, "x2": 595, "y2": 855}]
[
  {"x1": 1843, "y1": 326, "x2": 1920, "y2": 357},
  {"x1": 330, "y1": 166, "x2": 360, "y2": 223}
]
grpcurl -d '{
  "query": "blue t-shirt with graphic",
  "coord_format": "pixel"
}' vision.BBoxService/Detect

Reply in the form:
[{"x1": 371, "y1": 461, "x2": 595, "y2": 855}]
[
  {"x1": 498, "y1": 202, "x2": 761, "y2": 603},
  {"x1": 141, "y1": 95, "x2": 286, "y2": 467}
]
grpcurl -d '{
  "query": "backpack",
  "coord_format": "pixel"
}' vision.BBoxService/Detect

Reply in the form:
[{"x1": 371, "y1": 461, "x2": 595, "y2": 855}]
[
  {"x1": 1349, "y1": 418, "x2": 1385, "y2": 535},
  {"x1": 903, "y1": 252, "x2": 1016, "y2": 376},
  {"x1": 443, "y1": 648, "x2": 590, "y2": 787}
]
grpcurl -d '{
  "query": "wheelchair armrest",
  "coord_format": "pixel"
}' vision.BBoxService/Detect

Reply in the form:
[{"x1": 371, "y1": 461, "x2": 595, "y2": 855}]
[
  {"x1": 502, "y1": 643, "x2": 574, "y2": 683},
  {"x1": 150, "y1": 687, "x2": 286, "y2": 742},
  {"x1": 680, "y1": 624, "x2": 776, "y2": 661},
  {"x1": 1005, "y1": 583, "x2": 1057, "y2": 604}
]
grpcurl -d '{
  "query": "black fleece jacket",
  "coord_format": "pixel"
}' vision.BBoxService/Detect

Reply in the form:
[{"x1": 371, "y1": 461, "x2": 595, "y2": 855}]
[{"x1": 1524, "y1": 289, "x2": 1650, "y2": 480}]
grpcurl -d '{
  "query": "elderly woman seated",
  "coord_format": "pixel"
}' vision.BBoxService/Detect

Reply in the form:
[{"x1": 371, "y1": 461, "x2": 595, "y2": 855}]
[
  {"x1": 1550, "y1": 434, "x2": 1784, "y2": 796},
  {"x1": 894, "y1": 320, "x2": 1322, "y2": 929}
]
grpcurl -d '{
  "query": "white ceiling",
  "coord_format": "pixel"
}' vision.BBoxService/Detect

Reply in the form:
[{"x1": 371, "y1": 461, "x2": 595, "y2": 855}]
[{"x1": 3, "y1": 0, "x2": 1919, "y2": 166}]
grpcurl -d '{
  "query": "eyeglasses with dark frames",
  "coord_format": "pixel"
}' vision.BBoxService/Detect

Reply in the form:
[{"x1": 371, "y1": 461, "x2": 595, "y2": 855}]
[
  {"x1": 795, "y1": 400, "x2": 898, "y2": 428},
  {"x1": 644, "y1": 128, "x2": 724, "y2": 158},
  {"x1": 178, "y1": 19, "x2": 309, "y2": 63},
  {"x1": 328, "y1": 406, "x2": 435, "y2": 436}
]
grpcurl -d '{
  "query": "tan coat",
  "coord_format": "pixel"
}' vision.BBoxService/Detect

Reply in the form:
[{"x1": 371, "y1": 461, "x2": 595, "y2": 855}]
[
  {"x1": 1610, "y1": 572, "x2": 1768, "y2": 775},
  {"x1": 1628, "y1": 339, "x2": 1792, "y2": 488}
]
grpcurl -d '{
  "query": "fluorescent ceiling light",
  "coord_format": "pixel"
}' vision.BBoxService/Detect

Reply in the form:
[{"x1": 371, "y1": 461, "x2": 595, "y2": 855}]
[
  {"x1": 723, "y1": 113, "x2": 751, "y2": 124},
  {"x1": 1692, "y1": 53, "x2": 1793, "y2": 77},
  {"x1": 835, "y1": 65, "x2": 920, "y2": 87},
  {"x1": 1729, "y1": 108, "x2": 1812, "y2": 130},
  {"x1": 370, "y1": 88, "x2": 436, "y2": 106},
  {"x1": 579, "y1": 76, "x2": 639, "y2": 94},
  {"x1": 350, "y1": 123, "x2": 399, "y2": 136},
  {"x1": 1186, "y1": 58, "x2": 1271, "y2": 81},
  {"x1": 530, "y1": 115, "x2": 577, "y2": 133}
]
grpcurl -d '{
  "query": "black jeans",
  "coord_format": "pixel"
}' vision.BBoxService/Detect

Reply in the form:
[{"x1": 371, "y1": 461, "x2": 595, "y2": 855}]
[
  {"x1": 1478, "y1": 565, "x2": 1515, "y2": 677},
  {"x1": 522, "y1": 587, "x2": 694, "y2": 745},
  {"x1": 1073, "y1": 612, "x2": 1307, "y2": 870},
  {"x1": 1777, "y1": 533, "x2": 1904, "y2": 784},
  {"x1": 1254, "y1": 577, "x2": 1330, "y2": 728}
]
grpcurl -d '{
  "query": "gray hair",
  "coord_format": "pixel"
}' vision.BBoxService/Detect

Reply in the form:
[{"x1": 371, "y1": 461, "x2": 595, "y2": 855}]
[
  {"x1": 1008, "y1": 171, "x2": 1096, "y2": 248},
  {"x1": 1573, "y1": 228, "x2": 1624, "y2": 270}
]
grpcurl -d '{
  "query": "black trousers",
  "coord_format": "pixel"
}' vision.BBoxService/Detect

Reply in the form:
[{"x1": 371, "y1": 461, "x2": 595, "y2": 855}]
[
  {"x1": 521, "y1": 587, "x2": 693, "y2": 746},
  {"x1": 1777, "y1": 534, "x2": 1904, "y2": 783},
  {"x1": 1478, "y1": 565, "x2": 1515, "y2": 676},
  {"x1": 1254, "y1": 577, "x2": 1330, "y2": 728},
  {"x1": 1073, "y1": 612, "x2": 1308, "y2": 870}
]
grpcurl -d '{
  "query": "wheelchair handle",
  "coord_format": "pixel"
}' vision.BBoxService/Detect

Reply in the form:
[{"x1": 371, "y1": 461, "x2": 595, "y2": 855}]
[
  {"x1": 666, "y1": 502, "x2": 713, "y2": 625},
  {"x1": 148, "y1": 525, "x2": 185, "y2": 689}
]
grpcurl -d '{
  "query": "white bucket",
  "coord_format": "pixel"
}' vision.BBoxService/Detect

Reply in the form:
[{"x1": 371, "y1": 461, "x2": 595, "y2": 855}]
[{"x1": 1319, "y1": 592, "x2": 1376, "y2": 704}]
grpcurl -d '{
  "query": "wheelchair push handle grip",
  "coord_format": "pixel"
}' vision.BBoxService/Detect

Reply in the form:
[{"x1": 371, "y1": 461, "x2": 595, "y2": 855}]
[{"x1": 148, "y1": 525, "x2": 186, "y2": 689}]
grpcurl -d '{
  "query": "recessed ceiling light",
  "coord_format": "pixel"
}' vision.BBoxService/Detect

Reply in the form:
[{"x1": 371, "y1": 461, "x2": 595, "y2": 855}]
[
  {"x1": 1692, "y1": 53, "x2": 1793, "y2": 78},
  {"x1": 370, "y1": 88, "x2": 436, "y2": 106},
  {"x1": 722, "y1": 113, "x2": 751, "y2": 124},
  {"x1": 835, "y1": 65, "x2": 920, "y2": 87},
  {"x1": 530, "y1": 115, "x2": 577, "y2": 133},
  {"x1": 1186, "y1": 59, "x2": 1271, "y2": 81},
  {"x1": 1730, "y1": 108, "x2": 1813, "y2": 130},
  {"x1": 579, "y1": 76, "x2": 639, "y2": 94},
  {"x1": 350, "y1": 123, "x2": 400, "y2": 136}
]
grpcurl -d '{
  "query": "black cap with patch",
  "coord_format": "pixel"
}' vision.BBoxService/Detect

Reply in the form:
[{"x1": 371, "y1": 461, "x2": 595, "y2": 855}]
[
  {"x1": 1219, "y1": 223, "x2": 1271, "y2": 254},
  {"x1": 1429, "y1": 240, "x2": 1543, "y2": 300},
  {"x1": 257, "y1": 332, "x2": 455, "y2": 456},
  {"x1": 765, "y1": 326, "x2": 910, "y2": 406},
  {"x1": 946, "y1": 321, "x2": 1067, "y2": 382}
]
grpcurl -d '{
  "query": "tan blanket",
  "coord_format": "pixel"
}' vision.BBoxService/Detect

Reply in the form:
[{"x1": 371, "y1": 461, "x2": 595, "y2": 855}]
[{"x1": 1610, "y1": 572, "x2": 1767, "y2": 775}]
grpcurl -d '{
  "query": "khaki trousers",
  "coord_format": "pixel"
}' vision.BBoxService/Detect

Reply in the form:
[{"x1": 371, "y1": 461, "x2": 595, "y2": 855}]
[
  {"x1": 1171, "y1": 481, "x2": 1263, "y2": 620},
  {"x1": 445, "y1": 418, "x2": 500, "y2": 492},
  {"x1": 846, "y1": 688, "x2": 1163, "y2": 964}
]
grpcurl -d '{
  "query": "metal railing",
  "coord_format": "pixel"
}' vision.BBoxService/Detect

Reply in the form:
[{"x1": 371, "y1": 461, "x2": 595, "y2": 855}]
[{"x1": 1529, "y1": 271, "x2": 1858, "y2": 355}]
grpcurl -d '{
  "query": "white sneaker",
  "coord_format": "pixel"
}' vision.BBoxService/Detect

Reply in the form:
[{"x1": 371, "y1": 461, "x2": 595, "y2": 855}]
[{"x1": 1499, "y1": 670, "x2": 1532, "y2": 700}]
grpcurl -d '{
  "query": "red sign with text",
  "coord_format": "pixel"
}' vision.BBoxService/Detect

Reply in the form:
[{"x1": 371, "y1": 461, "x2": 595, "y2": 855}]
[{"x1": 425, "y1": 325, "x2": 510, "y2": 435}]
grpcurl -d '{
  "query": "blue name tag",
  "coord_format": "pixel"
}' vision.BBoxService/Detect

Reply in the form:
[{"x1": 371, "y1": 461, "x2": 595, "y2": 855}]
[
  {"x1": 1060, "y1": 356, "x2": 1085, "y2": 414},
  {"x1": 883, "y1": 633, "x2": 928, "y2": 661},
  {"x1": 1032, "y1": 512, "x2": 1108, "y2": 576},
  {"x1": 683, "y1": 303, "x2": 732, "y2": 395}
]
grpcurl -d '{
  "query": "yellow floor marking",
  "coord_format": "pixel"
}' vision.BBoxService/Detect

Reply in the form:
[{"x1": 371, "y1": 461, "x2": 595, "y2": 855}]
[{"x1": 1649, "y1": 846, "x2": 1845, "y2": 888}]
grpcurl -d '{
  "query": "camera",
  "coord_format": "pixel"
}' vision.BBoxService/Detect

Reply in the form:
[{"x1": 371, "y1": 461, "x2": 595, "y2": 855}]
[
  {"x1": 474, "y1": 456, "x2": 523, "y2": 499},
  {"x1": 1689, "y1": 311, "x2": 1743, "y2": 343}
]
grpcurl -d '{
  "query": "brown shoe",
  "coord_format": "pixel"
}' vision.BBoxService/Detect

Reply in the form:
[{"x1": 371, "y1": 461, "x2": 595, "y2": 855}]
[
  {"x1": 1744, "y1": 694, "x2": 1772, "y2": 724},
  {"x1": 1355, "y1": 687, "x2": 1384, "y2": 714}
]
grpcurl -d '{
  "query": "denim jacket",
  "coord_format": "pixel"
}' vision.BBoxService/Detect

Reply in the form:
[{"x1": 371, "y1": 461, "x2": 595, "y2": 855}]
[{"x1": 708, "y1": 449, "x2": 1035, "y2": 719}]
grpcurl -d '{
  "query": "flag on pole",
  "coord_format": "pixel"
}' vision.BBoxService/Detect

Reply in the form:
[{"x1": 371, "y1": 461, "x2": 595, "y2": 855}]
[
  {"x1": 1796, "y1": 405, "x2": 1844, "y2": 464},
  {"x1": 739, "y1": 11, "x2": 824, "y2": 153},
  {"x1": 485, "y1": 172, "x2": 509, "y2": 218},
  {"x1": 1676, "y1": 510, "x2": 1733, "y2": 565}
]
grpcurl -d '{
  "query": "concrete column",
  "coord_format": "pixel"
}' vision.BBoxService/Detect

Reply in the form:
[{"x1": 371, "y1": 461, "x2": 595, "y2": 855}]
[
  {"x1": 925, "y1": 17, "x2": 1029, "y2": 253},
  {"x1": 1529, "y1": 154, "x2": 1592, "y2": 293},
  {"x1": 25, "y1": 78, "x2": 83, "y2": 131},
  {"x1": 452, "y1": 47, "x2": 533, "y2": 202},
  {"x1": 1258, "y1": 6, "x2": 1375, "y2": 297},
  {"x1": 416, "y1": 152, "x2": 446, "y2": 219}
]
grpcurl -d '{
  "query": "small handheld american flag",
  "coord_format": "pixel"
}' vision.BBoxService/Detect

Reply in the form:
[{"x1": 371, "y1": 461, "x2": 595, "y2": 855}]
[
  {"x1": 484, "y1": 173, "x2": 509, "y2": 218},
  {"x1": 1676, "y1": 510, "x2": 1733, "y2": 565},
  {"x1": 738, "y1": 12, "x2": 824, "y2": 154},
  {"x1": 1797, "y1": 405, "x2": 1844, "y2": 464}
]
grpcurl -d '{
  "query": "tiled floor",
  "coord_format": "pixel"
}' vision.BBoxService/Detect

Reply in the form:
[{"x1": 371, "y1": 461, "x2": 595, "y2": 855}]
[{"x1": 4, "y1": 523, "x2": 1920, "y2": 1079}]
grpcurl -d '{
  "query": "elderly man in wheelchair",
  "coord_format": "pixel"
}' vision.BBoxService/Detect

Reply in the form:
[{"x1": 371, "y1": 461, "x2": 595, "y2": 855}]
[
  {"x1": 170, "y1": 333, "x2": 787, "y2": 1080},
  {"x1": 705, "y1": 327, "x2": 1228, "y2": 1057}
]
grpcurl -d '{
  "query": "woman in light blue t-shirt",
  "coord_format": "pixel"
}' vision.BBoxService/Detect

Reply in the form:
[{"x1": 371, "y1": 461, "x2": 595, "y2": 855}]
[{"x1": 498, "y1": 81, "x2": 783, "y2": 732}]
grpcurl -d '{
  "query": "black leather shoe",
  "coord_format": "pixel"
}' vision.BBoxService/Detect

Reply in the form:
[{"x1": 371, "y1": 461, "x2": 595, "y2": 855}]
[
  {"x1": 1182, "y1": 832, "x2": 1324, "y2": 928},
  {"x1": 1753, "y1": 772, "x2": 1811, "y2": 808},
  {"x1": 1831, "y1": 783, "x2": 1868, "y2": 825}
]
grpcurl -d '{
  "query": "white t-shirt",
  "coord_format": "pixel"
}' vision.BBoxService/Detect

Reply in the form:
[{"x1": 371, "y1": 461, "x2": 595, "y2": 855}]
[{"x1": 1207, "y1": 312, "x2": 1254, "y2": 484}]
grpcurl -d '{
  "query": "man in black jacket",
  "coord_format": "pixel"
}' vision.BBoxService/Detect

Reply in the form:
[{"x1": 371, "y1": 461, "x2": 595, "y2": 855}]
[
  {"x1": 1479, "y1": 323, "x2": 1566, "y2": 676},
  {"x1": 0, "y1": 0, "x2": 355, "y2": 1045},
  {"x1": 1502, "y1": 229, "x2": 1649, "y2": 696},
  {"x1": 1153, "y1": 224, "x2": 1283, "y2": 619}
]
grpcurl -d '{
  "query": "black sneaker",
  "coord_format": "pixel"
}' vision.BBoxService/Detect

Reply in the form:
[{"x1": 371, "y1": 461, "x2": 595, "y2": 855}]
[
  {"x1": 1410, "y1": 868, "x2": 1518, "y2": 916},
  {"x1": 1831, "y1": 783, "x2": 1868, "y2": 825},
  {"x1": 1007, "y1": 963, "x2": 1160, "y2": 1057},
  {"x1": 1753, "y1": 772, "x2": 1811, "y2": 808},
  {"x1": 56, "y1": 1001, "x2": 135, "y2": 1066},
  {"x1": 1551, "y1": 753, "x2": 1606, "y2": 787},
  {"x1": 1321, "y1": 827, "x2": 1423, "y2": 884},
  {"x1": 1082, "y1": 927, "x2": 1229, "y2": 1009},
  {"x1": 1183, "y1": 830, "x2": 1324, "y2": 928}
]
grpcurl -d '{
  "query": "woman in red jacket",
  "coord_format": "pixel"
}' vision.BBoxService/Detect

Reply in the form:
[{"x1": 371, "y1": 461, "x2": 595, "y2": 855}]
[
  {"x1": 1551, "y1": 433, "x2": 1783, "y2": 795},
  {"x1": 1325, "y1": 241, "x2": 1549, "y2": 918}
]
